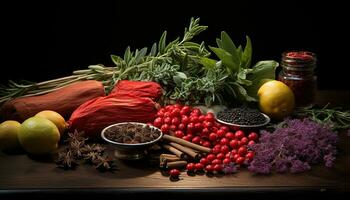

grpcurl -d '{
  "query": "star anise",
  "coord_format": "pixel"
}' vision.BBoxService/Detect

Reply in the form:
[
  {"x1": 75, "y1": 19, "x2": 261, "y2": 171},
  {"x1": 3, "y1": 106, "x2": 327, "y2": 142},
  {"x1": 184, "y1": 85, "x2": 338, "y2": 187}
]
[
  {"x1": 81, "y1": 144, "x2": 106, "y2": 154},
  {"x1": 65, "y1": 130, "x2": 88, "y2": 144},
  {"x1": 93, "y1": 155, "x2": 114, "y2": 171},
  {"x1": 83, "y1": 151, "x2": 100, "y2": 163},
  {"x1": 69, "y1": 140, "x2": 85, "y2": 158},
  {"x1": 55, "y1": 150, "x2": 78, "y2": 169}
]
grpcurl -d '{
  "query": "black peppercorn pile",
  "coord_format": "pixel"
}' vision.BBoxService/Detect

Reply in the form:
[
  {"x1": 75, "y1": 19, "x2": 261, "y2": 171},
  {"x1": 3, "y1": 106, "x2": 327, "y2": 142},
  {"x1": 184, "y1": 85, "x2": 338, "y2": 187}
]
[{"x1": 217, "y1": 107, "x2": 267, "y2": 125}]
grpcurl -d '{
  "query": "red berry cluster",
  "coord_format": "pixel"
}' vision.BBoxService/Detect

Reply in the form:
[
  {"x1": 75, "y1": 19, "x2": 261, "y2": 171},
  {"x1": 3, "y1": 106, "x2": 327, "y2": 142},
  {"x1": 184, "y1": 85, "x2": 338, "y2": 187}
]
[{"x1": 153, "y1": 104, "x2": 259, "y2": 175}]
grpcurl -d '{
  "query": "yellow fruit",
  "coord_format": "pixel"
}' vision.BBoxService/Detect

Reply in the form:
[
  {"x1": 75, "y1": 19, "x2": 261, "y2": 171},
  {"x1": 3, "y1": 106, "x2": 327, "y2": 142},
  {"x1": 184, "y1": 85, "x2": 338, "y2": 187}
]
[
  {"x1": 0, "y1": 120, "x2": 21, "y2": 151},
  {"x1": 35, "y1": 110, "x2": 67, "y2": 135},
  {"x1": 18, "y1": 116, "x2": 60, "y2": 155},
  {"x1": 257, "y1": 80, "x2": 295, "y2": 120}
]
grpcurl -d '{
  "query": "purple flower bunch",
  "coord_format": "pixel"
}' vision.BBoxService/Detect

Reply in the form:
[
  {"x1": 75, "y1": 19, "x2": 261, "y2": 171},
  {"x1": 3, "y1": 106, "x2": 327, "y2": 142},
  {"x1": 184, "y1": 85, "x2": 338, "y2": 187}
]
[{"x1": 248, "y1": 118, "x2": 338, "y2": 174}]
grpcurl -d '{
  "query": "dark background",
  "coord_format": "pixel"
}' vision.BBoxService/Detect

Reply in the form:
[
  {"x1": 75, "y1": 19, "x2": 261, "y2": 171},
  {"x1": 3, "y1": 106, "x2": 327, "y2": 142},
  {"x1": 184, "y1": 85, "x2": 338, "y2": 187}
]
[{"x1": 1, "y1": 1, "x2": 349, "y2": 89}]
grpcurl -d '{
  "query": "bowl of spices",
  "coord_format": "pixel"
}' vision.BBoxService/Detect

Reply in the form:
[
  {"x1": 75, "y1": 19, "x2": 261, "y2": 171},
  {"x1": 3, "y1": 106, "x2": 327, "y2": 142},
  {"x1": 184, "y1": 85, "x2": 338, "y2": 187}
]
[
  {"x1": 101, "y1": 122, "x2": 163, "y2": 160},
  {"x1": 216, "y1": 106, "x2": 270, "y2": 130}
]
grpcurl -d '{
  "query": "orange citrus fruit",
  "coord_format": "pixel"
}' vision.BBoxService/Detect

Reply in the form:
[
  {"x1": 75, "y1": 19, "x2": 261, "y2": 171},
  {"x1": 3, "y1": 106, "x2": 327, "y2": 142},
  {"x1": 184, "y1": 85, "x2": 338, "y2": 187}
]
[{"x1": 35, "y1": 110, "x2": 67, "y2": 135}]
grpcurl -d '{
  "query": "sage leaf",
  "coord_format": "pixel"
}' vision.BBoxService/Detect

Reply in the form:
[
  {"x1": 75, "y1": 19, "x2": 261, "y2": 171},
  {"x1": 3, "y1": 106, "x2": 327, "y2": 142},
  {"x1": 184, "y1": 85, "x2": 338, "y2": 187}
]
[
  {"x1": 221, "y1": 31, "x2": 237, "y2": 54},
  {"x1": 159, "y1": 31, "x2": 167, "y2": 54},
  {"x1": 209, "y1": 46, "x2": 239, "y2": 75},
  {"x1": 150, "y1": 43, "x2": 157, "y2": 56},
  {"x1": 135, "y1": 47, "x2": 147, "y2": 64},
  {"x1": 216, "y1": 38, "x2": 223, "y2": 49},
  {"x1": 245, "y1": 60, "x2": 279, "y2": 98},
  {"x1": 200, "y1": 57, "x2": 217, "y2": 70},
  {"x1": 232, "y1": 82, "x2": 257, "y2": 102},
  {"x1": 242, "y1": 36, "x2": 252, "y2": 68},
  {"x1": 124, "y1": 46, "x2": 131, "y2": 64},
  {"x1": 111, "y1": 55, "x2": 124, "y2": 66}
]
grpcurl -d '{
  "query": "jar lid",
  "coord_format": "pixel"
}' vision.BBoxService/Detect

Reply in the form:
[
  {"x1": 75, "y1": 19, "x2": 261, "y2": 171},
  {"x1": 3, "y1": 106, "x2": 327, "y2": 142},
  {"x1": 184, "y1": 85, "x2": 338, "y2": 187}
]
[{"x1": 281, "y1": 51, "x2": 316, "y2": 70}]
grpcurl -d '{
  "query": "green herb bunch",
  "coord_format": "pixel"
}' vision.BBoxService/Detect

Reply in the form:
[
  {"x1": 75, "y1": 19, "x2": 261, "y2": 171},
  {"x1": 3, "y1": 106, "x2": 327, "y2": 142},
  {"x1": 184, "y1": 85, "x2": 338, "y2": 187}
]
[{"x1": 0, "y1": 18, "x2": 278, "y2": 106}]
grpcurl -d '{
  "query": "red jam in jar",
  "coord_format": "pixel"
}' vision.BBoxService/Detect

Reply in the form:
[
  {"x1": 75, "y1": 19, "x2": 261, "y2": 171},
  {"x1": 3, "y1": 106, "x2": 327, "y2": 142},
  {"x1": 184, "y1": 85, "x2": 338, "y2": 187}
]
[{"x1": 278, "y1": 51, "x2": 317, "y2": 106}]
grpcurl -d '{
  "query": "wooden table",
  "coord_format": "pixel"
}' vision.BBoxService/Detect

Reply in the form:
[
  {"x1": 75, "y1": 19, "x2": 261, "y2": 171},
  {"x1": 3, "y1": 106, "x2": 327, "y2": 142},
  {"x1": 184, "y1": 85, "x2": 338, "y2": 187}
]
[{"x1": 1, "y1": 90, "x2": 350, "y2": 199}]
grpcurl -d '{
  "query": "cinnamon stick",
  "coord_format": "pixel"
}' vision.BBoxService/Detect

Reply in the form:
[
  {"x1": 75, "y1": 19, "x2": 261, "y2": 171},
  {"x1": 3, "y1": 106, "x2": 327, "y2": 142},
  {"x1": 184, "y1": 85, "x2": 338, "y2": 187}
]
[
  {"x1": 162, "y1": 144, "x2": 186, "y2": 159},
  {"x1": 162, "y1": 134, "x2": 211, "y2": 153},
  {"x1": 160, "y1": 154, "x2": 181, "y2": 162},
  {"x1": 166, "y1": 161, "x2": 188, "y2": 169},
  {"x1": 169, "y1": 142, "x2": 200, "y2": 159}
]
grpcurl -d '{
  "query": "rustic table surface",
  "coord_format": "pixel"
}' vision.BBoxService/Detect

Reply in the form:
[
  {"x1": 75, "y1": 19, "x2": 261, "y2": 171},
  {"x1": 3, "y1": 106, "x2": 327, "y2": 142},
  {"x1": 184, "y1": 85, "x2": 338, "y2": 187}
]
[{"x1": 1, "y1": 90, "x2": 350, "y2": 199}]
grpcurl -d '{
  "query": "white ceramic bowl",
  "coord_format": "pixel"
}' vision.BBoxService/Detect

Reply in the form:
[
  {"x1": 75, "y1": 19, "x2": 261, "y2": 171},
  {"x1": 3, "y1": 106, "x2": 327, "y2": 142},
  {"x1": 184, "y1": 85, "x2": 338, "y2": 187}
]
[{"x1": 101, "y1": 122, "x2": 163, "y2": 160}]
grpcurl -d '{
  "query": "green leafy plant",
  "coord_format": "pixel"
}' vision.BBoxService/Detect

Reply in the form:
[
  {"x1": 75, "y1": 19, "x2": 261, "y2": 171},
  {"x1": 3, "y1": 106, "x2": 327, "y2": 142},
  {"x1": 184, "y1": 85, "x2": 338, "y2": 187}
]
[
  {"x1": 207, "y1": 31, "x2": 279, "y2": 102},
  {"x1": 0, "y1": 18, "x2": 278, "y2": 107}
]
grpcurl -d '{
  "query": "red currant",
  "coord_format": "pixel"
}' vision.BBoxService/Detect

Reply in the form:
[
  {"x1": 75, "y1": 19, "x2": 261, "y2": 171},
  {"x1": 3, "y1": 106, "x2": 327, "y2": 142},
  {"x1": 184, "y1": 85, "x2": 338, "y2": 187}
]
[
  {"x1": 223, "y1": 158, "x2": 231, "y2": 165},
  {"x1": 209, "y1": 133, "x2": 218, "y2": 141},
  {"x1": 211, "y1": 159, "x2": 222, "y2": 165},
  {"x1": 203, "y1": 141, "x2": 211, "y2": 148},
  {"x1": 180, "y1": 106, "x2": 191, "y2": 115},
  {"x1": 160, "y1": 124, "x2": 170, "y2": 134},
  {"x1": 216, "y1": 129, "x2": 226, "y2": 138},
  {"x1": 240, "y1": 137, "x2": 249, "y2": 145},
  {"x1": 170, "y1": 108, "x2": 181, "y2": 117},
  {"x1": 192, "y1": 136, "x2": 201, "y2": 144},
  {"x1": 216, "y1": 153, "x2": 225, "y2": 160},
  {"x1": 200, "y1": 158, "x2": 209, "y2": 166},
  {"x1": 201, "y1": 128, "x2": 210, "y2": 136},
  {"x1": 212, "y1": 147, "x2": 221, "y2": 154},
  {"x1": 182, "y1": 135, "x2": 192, "y2": 141},
  {"x1": 225, "y1": 132, "x2": 235, "y2": 140},
  {"x1": 206, "y1": 154, "x2": 216, "y2": 162},
  {"x1": 194, "y1": 122, "x2": 202, "y2": 131},
  {"x1": 204, "y1": 114, "x2": 215, "y2": 122},
  {"x1": 174, "y1": 130, "x2": 184, "y2": 138},
  {"x1": 195, "y1": 163, "x2": 204, "y2": 171},
  {"x1": 177, "y1": 123, "x2": 186, "y2": 131},
  {"x1": 164, "y1": 117, "x2": 172, "y2": 124},
  {"x1": 181, "y1": 115, "x2": 189, "y2": 125},
  {"x1": 186, "y1": 163, "x2": 195, "y2": 171},
  {"x1": 248, "y1": 132, "x2": 258, "y2": 141},
  {"x1": 213, "y1": 164, "x2": 223, "y2": 172},
  {"x1": 153, "y1": 117, "x2": 163, "y2": 128},
  {"x1": 238, "y1": 146, "x2": 247, "y2": 156},
  {"x1": 220, "y1": 145, "x2": 230, "y2": 154},
  {"x1": 220, "y1": 126, "x2": 229, "y2": 133},
  {"x1": 198, "y1": 115, "x2": 206, "y2": 122},
  {"x1": 171, "y1": 117, "x2": 180, "y2": 126},
  {"x1": 205, "y1": 164, "x2": 214, "y2": 172},
  {"x1": 169, "y1": 169, "x2": 180, "y2": 178},
  {"x1": 235, "y1": 130, "x2": 245, "y2": 139},
  {"x1": 236, "y1": 157, "x2": 245, "y2": 165},
  {"x1": 220, "y1": 138, "x2": 229, "y2": 146},
  {"x1": 163, "y1": 111, "x2": 171, "y2": 118},
  {"x1": 170, "y1": 125, "x2": 177, "y2": 131},
  {"x1": 187, "y1": 123, "x2": 195, "y2": 132},
  {"x1": 248, "y1": 140, "x2": 255, "y2": 146},
  {"x1": 229, "y1": 139, "x2": 238, "y2": 149},
  {"x1": 246, "y1": 151, "x2": 254, "y2": 161}
]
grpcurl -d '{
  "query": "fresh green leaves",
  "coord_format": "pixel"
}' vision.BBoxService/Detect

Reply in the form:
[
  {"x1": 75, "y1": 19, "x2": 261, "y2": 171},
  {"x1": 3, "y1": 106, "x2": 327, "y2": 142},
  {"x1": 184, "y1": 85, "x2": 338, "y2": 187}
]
[
  {"x1": 209, "y1": 47, "x2": 239, "y2": 75},
  {"x1": 245, "y1": 60, "x2": 279, "y2": 98},
  {"x1": 209, "y1": 32, "x2": 277, "y2": 102},
  {"x1": 242, "y1": 36, "x2": 252, "y2": 68}
]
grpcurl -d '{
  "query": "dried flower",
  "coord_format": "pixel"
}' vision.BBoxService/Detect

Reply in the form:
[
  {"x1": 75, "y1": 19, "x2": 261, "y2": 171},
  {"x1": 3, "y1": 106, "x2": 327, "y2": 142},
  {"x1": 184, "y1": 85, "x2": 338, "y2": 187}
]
[
  {"x1": 55, "y1": 150, "x2": 78, "y2": 169},
  {"x1": 93, "y1": 156, "x2": 114, "y2": 171},
  {"x1": 248, "y1": 118, "x2": 338, "y2": 174}
]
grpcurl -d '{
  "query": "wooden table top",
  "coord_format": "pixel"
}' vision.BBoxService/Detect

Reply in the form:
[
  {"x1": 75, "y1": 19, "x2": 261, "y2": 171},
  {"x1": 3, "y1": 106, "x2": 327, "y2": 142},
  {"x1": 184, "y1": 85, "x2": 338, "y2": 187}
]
[{"x1": 1, "y1": 90, "x2": 350, "y2": 199}]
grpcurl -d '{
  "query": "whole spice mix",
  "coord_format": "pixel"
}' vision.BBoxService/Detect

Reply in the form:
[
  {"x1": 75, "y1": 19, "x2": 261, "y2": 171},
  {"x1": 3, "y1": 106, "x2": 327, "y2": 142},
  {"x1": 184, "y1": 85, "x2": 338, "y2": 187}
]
[{"x1": 104, "y1": 123, "x2": 161, "y2": 144}]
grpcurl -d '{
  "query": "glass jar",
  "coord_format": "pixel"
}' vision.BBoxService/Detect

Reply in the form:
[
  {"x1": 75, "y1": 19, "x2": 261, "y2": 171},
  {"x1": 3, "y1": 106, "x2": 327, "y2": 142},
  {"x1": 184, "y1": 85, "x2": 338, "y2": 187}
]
[{"x1": 278, "y1": 51, "x2": 317, "y2": 106}]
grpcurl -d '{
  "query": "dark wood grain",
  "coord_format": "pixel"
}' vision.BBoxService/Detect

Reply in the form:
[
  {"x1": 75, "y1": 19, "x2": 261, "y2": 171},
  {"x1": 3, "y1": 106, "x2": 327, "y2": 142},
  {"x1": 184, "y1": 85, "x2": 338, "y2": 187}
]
[{"x1": 1, "y1": 90, "x2": 350, "y2": 198}]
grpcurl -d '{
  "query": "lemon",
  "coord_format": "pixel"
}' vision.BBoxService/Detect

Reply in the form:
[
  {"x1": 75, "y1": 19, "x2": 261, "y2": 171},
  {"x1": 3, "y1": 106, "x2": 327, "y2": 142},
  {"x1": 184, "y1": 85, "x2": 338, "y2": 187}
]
[
  {"x1": 257, "y1": 80, "x2": 295, "y2": 120},
  {"x1": 35, "y1": 110, "x2": 67, "y2": 136},
  {"x1": 18, "y1": 116, "x2": 60, "y2": 155},
  {"x1": 0, "y1": 120, "x2": 21, "y2": 151}
]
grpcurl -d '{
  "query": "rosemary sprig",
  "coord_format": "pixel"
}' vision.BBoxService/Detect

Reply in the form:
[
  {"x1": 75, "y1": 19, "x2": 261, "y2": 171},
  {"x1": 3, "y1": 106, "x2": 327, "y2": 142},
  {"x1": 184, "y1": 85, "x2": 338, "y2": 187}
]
[
  {"x1": 0, "y1": 18, "x2": 208, "y2": 104},
  {"x1": 294, "y1": 104, "x2": 350, "y2": 130}
]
